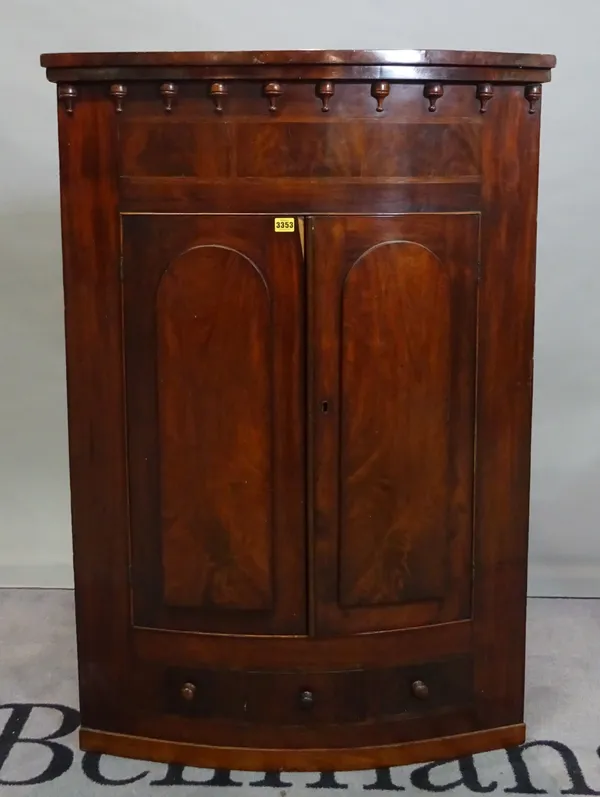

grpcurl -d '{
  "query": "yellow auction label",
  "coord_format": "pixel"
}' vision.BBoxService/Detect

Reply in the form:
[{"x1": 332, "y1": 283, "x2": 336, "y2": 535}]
[{"x1": 274, "y1": 217, "x2": 295, "y2": 232}]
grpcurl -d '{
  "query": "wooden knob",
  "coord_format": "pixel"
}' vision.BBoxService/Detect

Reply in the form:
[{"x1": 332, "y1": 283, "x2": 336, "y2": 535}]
[
  {"x1": 299, "y1": 689, "x2": 314, "y2": 709},
  {"x1": 264, "y1": 82, "x2": 283, "y2": 112},
  {"x1": 209, "y1": 82, "x2": 227, "y2": 112},
  {"x1": 316, "y1": 80, "x2": 335, "y2": 112},
  {"x1": 424, "y1": 82, "x2": 444, "y2": 112},
  {"x1": 372, "y1": 81, "x2": 390, "y2": 112},
  {"x1": 411, "y1": 680, "x2": 429, "y2": 700},
  {"x1": 476, "y1": 82, "x2": 494, "y2": 113},
  {"x1": 181, "y1": 682, "x2": 196, "y2": 701},
  {"x1": 110, "y1": 83, "x2": 127, "y2": 113},
  {"x1": 58, "y1": 85, "x2": 77, "y2": 114},
  {"x1": 160, "y1": 82, "x2": 178, "y2": 112},
  {"x1": 525, "y1": 83, "x2": 542, "y2": 114}
]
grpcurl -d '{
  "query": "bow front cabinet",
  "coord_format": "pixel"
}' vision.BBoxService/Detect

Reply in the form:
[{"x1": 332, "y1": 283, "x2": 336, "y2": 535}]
[{"x1": 41, "y1": 48, "x2": 555, "y2": 771}]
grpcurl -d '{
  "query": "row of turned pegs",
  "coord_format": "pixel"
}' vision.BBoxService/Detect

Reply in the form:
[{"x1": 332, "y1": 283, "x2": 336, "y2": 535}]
[{"x1": 57, "y1": 80, "x2": 543, "y2": 115}]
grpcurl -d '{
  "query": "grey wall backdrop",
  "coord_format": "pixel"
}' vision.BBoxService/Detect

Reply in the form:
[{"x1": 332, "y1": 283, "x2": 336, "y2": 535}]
[{"x1": 0, "y1": 0, "x2": 595, "y2": 596}]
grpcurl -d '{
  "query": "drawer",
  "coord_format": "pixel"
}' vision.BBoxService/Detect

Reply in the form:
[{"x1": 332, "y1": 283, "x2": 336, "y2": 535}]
[{"x1": 164, "y1": 656, "x2": 473, "y2": 726}]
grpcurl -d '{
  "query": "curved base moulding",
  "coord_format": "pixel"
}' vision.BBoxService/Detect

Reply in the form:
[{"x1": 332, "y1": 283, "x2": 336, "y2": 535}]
[{"x1": 80, "y1": 723, "x2": 526, "y2": 772}]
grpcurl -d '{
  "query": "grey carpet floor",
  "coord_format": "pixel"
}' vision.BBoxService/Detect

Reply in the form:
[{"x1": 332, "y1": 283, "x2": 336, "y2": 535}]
[{"x1": 0, "y1": 590, "x2": 599, "y2": 795}]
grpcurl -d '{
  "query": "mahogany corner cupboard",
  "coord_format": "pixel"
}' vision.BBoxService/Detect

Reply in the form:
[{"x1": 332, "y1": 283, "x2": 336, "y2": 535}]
[{"x1": 41, "y1": 48, "x2": 556, "y2": 771}]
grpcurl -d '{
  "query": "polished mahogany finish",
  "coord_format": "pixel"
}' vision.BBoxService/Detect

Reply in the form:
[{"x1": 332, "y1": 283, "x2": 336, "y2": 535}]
[
  {"x1": 42, "y1": 48, "x2": 555, "y2": 771},
  {"x1": 40, "y1": 48, "x2": 556, "y2": 69}
]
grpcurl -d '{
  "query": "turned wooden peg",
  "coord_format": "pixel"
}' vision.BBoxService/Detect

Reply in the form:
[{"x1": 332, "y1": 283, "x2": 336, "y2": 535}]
[
  {"x1": 316, "y1": 81, "x2": 335, "y2": 112},
  {"x1": 160, "y1": 82, "x2": 178, "y2": 112},
  {"x1": 264, "y1": 82, "x2": 283, "y2": 112},
  {"x1": 58, "y1": 85, "x2": 77, "y2": 114},
  {"x1": 209, "y1": 82, "x2": 227, "y2": 112},
  {"x1": 525, "y1": 83, "x2": 542, "y2": 114},
  {"x1": 110, "y1": 84, "x2": 127, "y2": 112},
  {"x1": 476, "y1": 83, "x2": 494, "y2": 113},
  {"x1": 424, "y1": 82, "x2": 444, "y2": 112},
  {"x1": 371, "y1": 81, "x2": 390, "y2": 112}
]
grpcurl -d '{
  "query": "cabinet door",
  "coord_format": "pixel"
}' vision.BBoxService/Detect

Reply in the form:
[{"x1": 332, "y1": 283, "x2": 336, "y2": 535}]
[
  {"x1": 123, "y1": 215, "x2": 306, "y2": 635},
  {"x1": 310, "y1": 214, "x2": 479, "y2": 636}
]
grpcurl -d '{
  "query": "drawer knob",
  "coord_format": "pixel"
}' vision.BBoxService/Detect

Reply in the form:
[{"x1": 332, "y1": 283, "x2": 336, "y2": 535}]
[
  {"x1": 181, "y1": 682, "x2": 196, "y2": 701},
  {"x1": 299, "y1": 689, "x2": 314, "y2": 709},
  {"x1": 411, "y1": 680, "x2": 429, "y2": 700}
]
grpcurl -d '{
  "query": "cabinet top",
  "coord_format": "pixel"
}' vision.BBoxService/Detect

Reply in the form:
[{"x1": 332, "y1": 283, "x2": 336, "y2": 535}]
[{"x1": 40, "y1": 48, "x2": 556, "y2": 71}]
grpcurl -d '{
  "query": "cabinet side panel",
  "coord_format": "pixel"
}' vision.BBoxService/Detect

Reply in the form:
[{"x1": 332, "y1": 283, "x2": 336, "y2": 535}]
[
  {"x1": 474, "y1": 86, "x2": 541, "y2": 726},
  {"x1": 57, "y1": 86, "x2": 130, "y2": 729}
]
